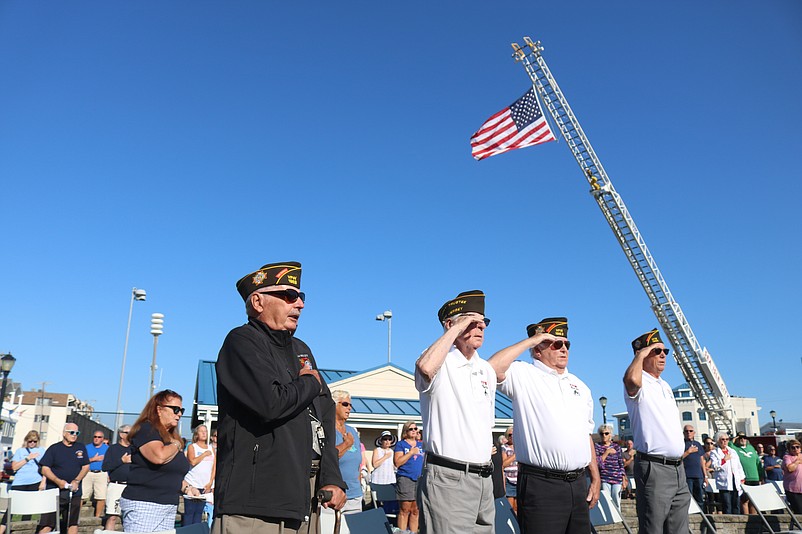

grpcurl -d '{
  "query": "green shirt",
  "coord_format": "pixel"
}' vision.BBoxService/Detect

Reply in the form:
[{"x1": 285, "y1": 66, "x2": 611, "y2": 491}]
[{"x1": 732, "y1": 442, "x2": 763, "y2": 482}]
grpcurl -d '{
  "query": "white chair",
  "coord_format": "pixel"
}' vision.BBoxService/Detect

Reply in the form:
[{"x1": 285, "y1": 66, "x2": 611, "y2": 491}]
[
  {"x1": 8, "y1": 488, "x2": 60, "y2": 533},
  {"x1": 494, "y1": 497, "x2": 520, "y2": 533},
  {"x1": 342, "y1": 508, "x2": 393, "y2": 533},
  {"x1": 590, "y1": 489, "x2": 633, "y2": 534},
  {"x1": 0, "y1": 483, "x2": 10, "y2": 514},
  {"x1": 687, "y1": 495, "x2": 717, "y2": 534},
  {"x1": 741, "y1": 483, "x2": 802, "y2": 533}
]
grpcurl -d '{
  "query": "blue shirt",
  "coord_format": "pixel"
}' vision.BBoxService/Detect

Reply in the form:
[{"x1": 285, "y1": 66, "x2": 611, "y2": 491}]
[
  {"x1": 683, "y1": 439, "x2": 705, "y2": 479},
  {"x1": 335, "y1": 425, "x2": 363, "y2": 499},
  {"x1": 764, "y1": 455, "x2": 783, "y2": 481},
  {"x1": 86, "y1": 442, "x2": 109, "y2": 471},
  {"x1": 394, "y1": 439, "x2": 424, "y2": 481},
  {"x1": 39, "y1": 441, "x2": 90, "y2": 497},
  {"x1": 11, "y1": 446, "x2": 46, "y2": 486}
]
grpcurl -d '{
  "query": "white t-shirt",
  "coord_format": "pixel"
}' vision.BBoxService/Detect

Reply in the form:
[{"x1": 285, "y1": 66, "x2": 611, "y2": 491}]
[
  {"x1": 184, "y1": 442, "x2": 215, "y2": 502},
  {"x1": 370, "y1": 448, "x2": 396, "y2": 485},
  {"x1": 499, "y1": 359, "x2": 594, "y2": 471},
  {"x1": 624, "y1": 371, "x2": 684, "y2": 458},
  {"x1": 415, "y1": 345, "x2": 496, "y2": 464}
]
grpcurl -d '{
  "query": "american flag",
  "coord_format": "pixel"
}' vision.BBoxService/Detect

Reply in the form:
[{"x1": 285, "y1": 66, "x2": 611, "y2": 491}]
[{"x1": 470, "y1": 87, "x2": 556, "y2": 161}]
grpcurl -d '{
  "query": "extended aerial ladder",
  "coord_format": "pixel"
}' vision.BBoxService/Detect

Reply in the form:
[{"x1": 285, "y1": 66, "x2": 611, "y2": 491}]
[{"x1": 511, "y1": 37, "x2": 733, "y2": 433}]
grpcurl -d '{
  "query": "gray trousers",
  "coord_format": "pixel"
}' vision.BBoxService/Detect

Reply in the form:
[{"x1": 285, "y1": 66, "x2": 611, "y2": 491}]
[
  {"x1": 634, "y1": 458, "x2": 691, "y2": 534},
  {"x1": 417, "y1": 463, "x2": 495, "y2": 534}
]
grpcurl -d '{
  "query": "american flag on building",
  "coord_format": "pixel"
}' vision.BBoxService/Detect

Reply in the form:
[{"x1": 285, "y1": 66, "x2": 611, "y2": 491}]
[{"x1": 470, "y1": 87, "x2": 556, "y2": 161}]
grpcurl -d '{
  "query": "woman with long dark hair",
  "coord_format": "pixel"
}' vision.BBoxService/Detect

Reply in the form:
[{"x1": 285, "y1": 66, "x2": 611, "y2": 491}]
[{"x1": 120, "y1": 389, "x2": 200, "y2": 532}]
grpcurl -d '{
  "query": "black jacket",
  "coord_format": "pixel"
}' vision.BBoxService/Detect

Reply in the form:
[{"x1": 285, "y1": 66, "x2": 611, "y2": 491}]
[{"x1": 214, "y1": 318, "x2": 344, "y2": 521}]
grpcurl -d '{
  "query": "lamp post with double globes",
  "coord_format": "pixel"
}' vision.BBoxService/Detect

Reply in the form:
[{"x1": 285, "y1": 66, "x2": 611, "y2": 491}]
[
  {"x1": 375, "y1": 310, "x2": 392, "y2": 363},
  {"x1": 0, "y1": 353, "x2": 17, "y2": 430},
  {"x1": 115, "y1": 287, "x2": 146, "y2": 440},
  {"x1": 599, "y1": 396, "x2": 608, "y2": 425}
]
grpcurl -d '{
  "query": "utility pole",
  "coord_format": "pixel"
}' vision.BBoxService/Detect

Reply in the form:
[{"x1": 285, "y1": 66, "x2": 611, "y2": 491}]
[{"x1": 37, "y1": 381, "x2": 50, "y2": 435}]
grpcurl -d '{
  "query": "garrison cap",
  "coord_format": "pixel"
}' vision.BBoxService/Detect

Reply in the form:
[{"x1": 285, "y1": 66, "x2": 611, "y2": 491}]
[
  {"x1": 236, "y1": 261, "x2": 302, "y2": 301},
  {"x1": 526, "y1": 317, "x2": 568, "y2": 338},
  {"x1": 631, "y1": 328, "x2": 662, "y2": 352},
  {"x1": 437, "y1": 290, "x2": 487, "y2": 324}
]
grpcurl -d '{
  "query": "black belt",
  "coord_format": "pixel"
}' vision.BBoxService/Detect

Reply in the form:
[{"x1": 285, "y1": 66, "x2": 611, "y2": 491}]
[
  {"x1": 90, "y1": 470, "x2": 102, "y2": 473},
  {"x1": 426, "y1": 453, "x2": 493, "y2": 477},
  {"x1": 639, "y1": 453, "x2": 682, "y2": 466},
  {"x1": 519, "y1": 463, "x2": 586, "y2": 482}
]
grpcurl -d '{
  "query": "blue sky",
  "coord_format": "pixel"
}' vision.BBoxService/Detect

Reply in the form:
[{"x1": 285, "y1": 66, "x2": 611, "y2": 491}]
[{"x1": 1, "y1": 2, "x2": 801, "y2": 432}]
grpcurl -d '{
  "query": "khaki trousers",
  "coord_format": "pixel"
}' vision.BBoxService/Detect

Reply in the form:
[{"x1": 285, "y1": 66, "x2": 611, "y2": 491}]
[{"x1": 212, "y1": 466, "x2": 322, "y2": 534}]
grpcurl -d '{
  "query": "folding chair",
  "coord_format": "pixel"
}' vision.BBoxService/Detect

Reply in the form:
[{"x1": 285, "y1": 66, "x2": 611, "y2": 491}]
[
  {"x1": 0, "y1": 483, "x2": 9, "y2": 515},
  {"x1": 342, "y1": 508, "x2": 393, "y2": 534},
  {"x1": 687, "y1": 495, "x2": 717, "y2": 534},
  {"x1": 741, "y1": 483, "x2": 802, "y2": 533},
  {"x1": 590, "y1": 489, "x2": 633, "y2": 534},
  {"x1": 369, "y1": 482, "x2": 398, "y2": 523},
  {"x1": 7, "y1": 488, "x2": 60, "y2": 533},
  {"x1": 494, "y1": 497, "x2": 520, "y2": 533}
]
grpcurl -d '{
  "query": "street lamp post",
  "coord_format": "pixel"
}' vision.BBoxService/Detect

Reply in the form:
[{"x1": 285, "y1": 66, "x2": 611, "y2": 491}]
[
  {"x1": 599, "y1": 396, "x2": 608, "y2": 426},
  {"x1": 770, "y1": 410, "x2": 777, "y2": 434},
  {"x1": 0, "y1": 353, "x2": 17, "y2": 430},
  {"x1": 149, "y1": 313, "x2": 164, "y2": 397},
  {"x1": 375, "y1": 310, "x2": 392, "y2": 363},
  {"x1": 115, "y1": 288, "x2": 146, "y2": 440}
]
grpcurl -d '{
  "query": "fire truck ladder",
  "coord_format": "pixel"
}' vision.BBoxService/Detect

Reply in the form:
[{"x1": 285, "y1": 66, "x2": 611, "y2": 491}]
[{"x1": 511, "y1": 37, "x2": 733, "y2": 433}]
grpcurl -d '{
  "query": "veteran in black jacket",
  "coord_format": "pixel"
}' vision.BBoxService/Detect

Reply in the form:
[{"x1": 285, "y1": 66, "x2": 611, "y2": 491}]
[{"x1": 212, "y1": 262, "x2": 346, "y2": 534}]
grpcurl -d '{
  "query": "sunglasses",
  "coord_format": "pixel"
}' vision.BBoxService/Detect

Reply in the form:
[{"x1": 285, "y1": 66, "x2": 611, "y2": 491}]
[
  {"x1": 650, "y1": 347, "x2": 670, "y2": 356},
  {"x1": 66, "y1": 430, "x2": 80, "y2": 436},
  {"x1": 93, "y1": 436, "x2": 104, "y2": 439},
  {"x1": 119, "y1": 431, "x2": 129, "y2": 434},
  {"x1": 381, "y1": 436, "x2": 392, "y2": 441},
  {"x1": 27, "y1": 439, "x2": 39, "y2": 443},
  {"x1": 506, "y1": 433, "x2": 513, "y2": 437},
  {"x1": 542, "y1": 340, "x2": 571, "y2": 350},
  {"x1": 684, "y1": 429, "x2": 695, "y2": 433},
  {"x1": 339, "y1": 402, "x2": 352, "y2": 408},
  {"x1": 792, "y1": 445, "x2": 802, "y2": 450},
  {"x1": 601, "y1": 432, "x2": 610, "y2": 435},
  {"x1": 408, "y1": 427, "x2": 417, "y2": 431},
  {"x1": 161, "y1": 405, "x2": 186, "y2": 415},
  {"x1": 259, "y1": 289, "x2": 305, "y2": 303}
]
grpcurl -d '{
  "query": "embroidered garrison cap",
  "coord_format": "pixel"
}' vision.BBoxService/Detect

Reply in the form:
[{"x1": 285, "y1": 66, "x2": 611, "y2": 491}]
[
  {"x1": 526, "y1": 317, "x2": 568, "y2": 338},
  {"x1": 437, "y1": 290, "x2": 487, "y2": 324},
  {"x1": 236, "y1": 261, "x2": 302, "y2": 301},
  {"x1": 631, "y1": 328, "x2": 662, "y2": 352}
]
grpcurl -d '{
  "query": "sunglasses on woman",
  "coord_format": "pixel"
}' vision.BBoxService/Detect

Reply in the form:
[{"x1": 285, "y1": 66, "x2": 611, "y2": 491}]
[{"x1": 161, "y1": 405, "x2": 186, "y2": 415}]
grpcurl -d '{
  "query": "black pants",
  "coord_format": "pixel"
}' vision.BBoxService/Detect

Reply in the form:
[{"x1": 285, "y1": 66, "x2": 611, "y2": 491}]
[
  {"x1": 787, "y1": 492, "x2": 802, "y2": 515},
  {"x1": 38, "y1": 489, "x2": 81, "y2": 532},
  {"x1": 517, "y1": 470, "x2": 589, "y2": 534}
]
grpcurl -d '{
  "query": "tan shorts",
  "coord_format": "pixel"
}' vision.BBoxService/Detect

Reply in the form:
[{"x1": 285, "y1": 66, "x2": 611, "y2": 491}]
[
  {"x1": 82, "y1": 471, "x2": 108, "y2": 500},
  {"x1": 105, "y1": 482, "x2": 127, "y2": 516}
]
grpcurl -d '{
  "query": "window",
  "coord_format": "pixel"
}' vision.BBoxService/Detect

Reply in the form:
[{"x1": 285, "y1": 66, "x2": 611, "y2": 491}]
[
  {"x1": 682, "y1": 411, "x2": 693, "y2": 421},
  {"x1": 699, "y1": 411, "x2": 706, "y2": 420},
  {"x1": 34, "y1": 414, "x2": 50, "y2": 423}
]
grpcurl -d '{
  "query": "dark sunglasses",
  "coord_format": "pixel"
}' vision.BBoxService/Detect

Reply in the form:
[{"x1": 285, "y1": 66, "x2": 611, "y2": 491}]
[
  {"x1": 381, "y1": 436, "x2": 392, "y2": 441},
  {"x1": 93, "y1": 435, "x2": 104, "y2": 439},
  {"x1": 27, "y1": 439, "x2": 39, "y2": 443},
  {"x1": 161, "y1": 405, "x2": 186, "y2": 415},
  {"x1": 66, "y1": 430, "x2": 80, "y2": 436},
  {"x1": 506, "y1": 433, "x2": 513, "y2": 437},
  {"x1": 651, "y1": 347, "x2": 670, "y2": 356},
  {"x1": 408, "y1": 426, "x2": 417, "y2": 431},
  {"x1": 259, "y1": 289, "x2": 305, "y2": 303},
  {"x1": 543, "y1": 340, "x2": 571, "y2": 350},
  {"x1": 792, "y1": 445, "x2": 802, "y2": 449},
  {"x1": 339, "y1": 402, "x2": 352, "y2": 408},
  {"x1": 684, "y1": 429, "x2": 695, "y2": 433},
  {"x1": 601, "y1": 432, "x2": 610, "y2": 435}
]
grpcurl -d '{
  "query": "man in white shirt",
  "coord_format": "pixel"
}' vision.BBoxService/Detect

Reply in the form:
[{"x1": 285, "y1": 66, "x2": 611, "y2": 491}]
[
  {"x1": 489, "y1": 317, "x2": 600, "y2": 534},
  {"x1": 623, "y1": 328, "x2": 690, "y2": 534},
  {"x1": 415, "y1": 290, "x2": 496, "y2": 534}
]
